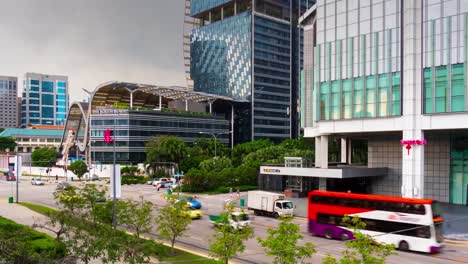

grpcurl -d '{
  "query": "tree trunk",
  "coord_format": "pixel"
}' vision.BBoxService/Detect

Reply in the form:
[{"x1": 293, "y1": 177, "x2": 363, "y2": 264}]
[{"x1": 171, "y1": 237, "x2": 176, "y2": 255}]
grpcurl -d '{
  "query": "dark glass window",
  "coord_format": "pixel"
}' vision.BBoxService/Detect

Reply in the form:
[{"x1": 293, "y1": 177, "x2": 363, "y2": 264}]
[
  {"x1": 42, "y1": 107, "x2": 54, "y2": 118},
  {"x1": 30, "y1": 80, "x2": 39, "y2": 85},
  {"x1": 42, "y1": 81, "x2": 54, "y2": 93},
  {"x1": 42, "y1": 94, "x2": 54, "y2": 105}
]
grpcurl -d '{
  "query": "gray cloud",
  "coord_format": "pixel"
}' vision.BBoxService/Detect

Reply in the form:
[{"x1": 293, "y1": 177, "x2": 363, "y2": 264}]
[{"x1": 0, "y1": 0, "x2": 186, "y2": 102}]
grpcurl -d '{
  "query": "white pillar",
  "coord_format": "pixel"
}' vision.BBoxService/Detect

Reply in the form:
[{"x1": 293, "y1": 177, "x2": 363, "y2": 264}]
[
  {"x1": 320, "y1": 135, "x2": 328, "y2": 169},
  {"x1": 130, "y1": 91, "x2": 133, "y2": 109},
  {"x1": 315, "y1": 137, "x2": 321, "y2": 168},
  {"x1": 347, "y1": 139, "x2": 352, "y2": 164},
  {"x1": 185, "y1": 100, "x2": 188, "y2": 111},
  {"x1": 401, "y1": 0, "x2": 424, "y2": 198},
  {"x1": 159, "y1": 96, "x2": 162, "y2": 109},
  {"x1": 209, "y1": 102, "x2": 212, "y2": 113},
  {"x1": 340, "y1": 138, "x2": 347, "y2": 163}
]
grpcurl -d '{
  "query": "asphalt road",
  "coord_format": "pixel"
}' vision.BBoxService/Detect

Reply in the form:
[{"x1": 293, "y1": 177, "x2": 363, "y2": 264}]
[{"x1": 1, "y1": 179, "x2": 467, "y2": 264}]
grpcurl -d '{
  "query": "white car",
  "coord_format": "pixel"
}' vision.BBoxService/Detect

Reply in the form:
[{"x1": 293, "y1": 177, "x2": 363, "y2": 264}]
[
  {"x1": 152, "y1": 178, "x2": 170, "y2": 186},
  {"x1": 31, "y1": 178, "x2": 45, "y2": 185}
]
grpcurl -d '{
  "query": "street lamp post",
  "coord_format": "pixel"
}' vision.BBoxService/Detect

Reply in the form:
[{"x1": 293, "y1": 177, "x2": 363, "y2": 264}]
[{"x1": 198, "y1": 131, "x2": 233, "y2": 158}]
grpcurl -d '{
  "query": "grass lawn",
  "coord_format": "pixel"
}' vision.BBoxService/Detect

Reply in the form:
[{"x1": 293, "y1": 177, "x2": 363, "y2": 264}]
[
  {"x1": 18, "y1": 202, "x2": 57, "y2": 215},
  {"x1": 160, "y1": 248, "x2": 216, "y2": 263}
]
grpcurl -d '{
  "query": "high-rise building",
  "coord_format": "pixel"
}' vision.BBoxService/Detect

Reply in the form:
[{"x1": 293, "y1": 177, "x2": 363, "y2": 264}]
[
  {"x1": 296, "y1": 0, "x2": 468, "y2": 205},
  {"x1": 189, "y1": 0, "x2": 315, "y2": 143},
  {"x1": 0, "y1": 76, "x2": 19, "y2": 128},
  {"x1": 21, "y1": 73, "x2": 69, "y2": 127}
]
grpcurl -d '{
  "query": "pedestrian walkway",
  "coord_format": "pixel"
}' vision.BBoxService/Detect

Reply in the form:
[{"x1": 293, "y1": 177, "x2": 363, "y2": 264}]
[{"x1": 0, "y1": 199, "x2": 53, "y2": 236}]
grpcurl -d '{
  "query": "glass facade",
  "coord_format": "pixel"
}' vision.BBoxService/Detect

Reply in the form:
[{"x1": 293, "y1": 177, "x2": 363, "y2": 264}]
[
  {"x1": 253, "y1": 14, "x2": 292, "y2": 140},
  {"x1": 21, "y1": 74, "x2": 68, "y2": 126},
  {"x1": 191, "y1": 0, "x2": 232, "y2": 16},
  {"x1": 191, "y1": 11, "x2": 252, "y2": 100},
  {"x1": 90, "y1": 111, "x2": 229, "y2": 163},
  {"x1": 422, "y1": 2, "x2": 467, "y2": 114}
]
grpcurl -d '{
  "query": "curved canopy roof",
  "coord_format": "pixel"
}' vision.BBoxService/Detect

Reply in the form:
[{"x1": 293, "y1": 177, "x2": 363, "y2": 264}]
[{"x1": 90, "y1": 81, "x2": 243, "y2": 110}]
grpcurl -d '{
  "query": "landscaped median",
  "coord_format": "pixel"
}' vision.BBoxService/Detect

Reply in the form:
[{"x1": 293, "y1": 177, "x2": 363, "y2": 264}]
[{"x1": 16, "y1": 201, "x2": 216, "y2": 263}]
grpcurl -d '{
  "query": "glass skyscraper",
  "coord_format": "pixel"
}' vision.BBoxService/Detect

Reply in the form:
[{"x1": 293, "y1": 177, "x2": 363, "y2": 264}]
[
  {"x1": 21, "y1": 73, "x2": 69, "y2": 127},
  {"x1": 190, "y1": 0, "x2": 315, "y2": 142}
]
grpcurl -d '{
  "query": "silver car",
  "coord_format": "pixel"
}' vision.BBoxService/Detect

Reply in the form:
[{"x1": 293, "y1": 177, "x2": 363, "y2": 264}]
[{"x1": 31, "y1": 178, "x2": 45, "y2": 186}]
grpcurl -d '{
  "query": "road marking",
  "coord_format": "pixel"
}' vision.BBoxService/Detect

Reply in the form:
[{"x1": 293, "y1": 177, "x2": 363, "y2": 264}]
[{"x1": 189, "y1": 236, "x2": 203, "y2": 241}]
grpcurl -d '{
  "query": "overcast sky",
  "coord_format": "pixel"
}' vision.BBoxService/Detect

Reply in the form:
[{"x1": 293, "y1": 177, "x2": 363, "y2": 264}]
[{"x1": 0, "y1": 0, "x2": 186, "y2": 102}]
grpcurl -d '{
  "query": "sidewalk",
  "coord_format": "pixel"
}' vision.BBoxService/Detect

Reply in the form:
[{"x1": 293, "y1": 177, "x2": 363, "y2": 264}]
[{"x1": 0, "y1": 199, "x2": 54, "y2": 236}]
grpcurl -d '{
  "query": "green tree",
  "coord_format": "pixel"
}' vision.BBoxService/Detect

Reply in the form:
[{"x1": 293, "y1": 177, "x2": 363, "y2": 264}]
[
  {"x1": 155, "y1": 196, "x2": 192, "y2": 254},
  {"x1": 209, "y1": 207, "x2": 254, "y2": 264},
  {"x1": 231, "y1": 139, "x2": 273, "y2": 166},
  {"x1": 322, "y1": 216, "x2": 395, "y2": 264},
  {"x1": 199, "y1": 156, "x2": 233, "y2": 173},
  {"x1": 31, "y1": 147, "x2": 58, "y2": 167},
  {"x1": 258, "y1": 217, "x2": 315, "y2": 264},
  {"x1": 146, "y1": 136, "x2": 187, "y2": 165},
  {"x1": 68, "y1": 160, "x2": 88, "y2": 180},
  {"x1": 0, "y1": 136, "x2": 16, "y2": 152}
]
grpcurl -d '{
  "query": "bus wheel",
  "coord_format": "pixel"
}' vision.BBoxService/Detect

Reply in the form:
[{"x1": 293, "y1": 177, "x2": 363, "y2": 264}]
[
  {"x1": 399, "y1": 241, "x2": 410, "y2": 251},
  {"x1": 340, "y1": 233, "x2": 350, "y2": 241},
  {"x1": 324, "y1": 229, "x2": 333, "y2": 239}
]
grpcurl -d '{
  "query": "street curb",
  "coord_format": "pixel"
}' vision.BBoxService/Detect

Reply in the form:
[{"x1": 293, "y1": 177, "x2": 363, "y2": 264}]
[{"x1": 444, "y1": 239, "x2": 468, "y2": 245}]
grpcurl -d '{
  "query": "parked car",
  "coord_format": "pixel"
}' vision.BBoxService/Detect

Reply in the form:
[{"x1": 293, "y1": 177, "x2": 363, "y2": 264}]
[
  {"x1": 3, "y1": 172, "x2": 16, "y2": 181},
  {"x1": 152, "y1": 178, "x2": 170, "y2": 187},
  {"x1": 179, "y1": 196, "x2": 202, "y2": 209},
  {"x1": 91, "y1": 174, "x2": 99, "y2": 181},
  {"x1": 146, "y1": 178, "x2": 158, "y2": 185},
  {"x1": 56, "y1": 181, "x2": 70, "y2": 191},
  {"x1": 31, "y1": 178, "x2": 45, "y2": 186}
]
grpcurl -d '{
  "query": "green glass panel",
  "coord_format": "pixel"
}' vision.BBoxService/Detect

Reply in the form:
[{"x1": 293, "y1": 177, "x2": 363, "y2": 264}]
[
  {"x1": 343, "y1": 106, "x2": 352, "y2": 119},
  {"x1": 354, "y1": 90, "x2": 364, "y2": 104},
  {"x1": 331, "y1": 80, "x2": 340, "y2": 92},
  {"x1": 342, "y1": 79, "x2": 352, "y2": 91},
  {"x1": 366, "y1": 104, "x2": 376, "y2": 117},
  {"x1": 354, "y1": 78, "x2": 364, "y2": 90},
  {"x1": 320, "y1": 95, "x2": 329, "y2": 120},
  {"x1": 343, "y1": 92, "x2": 352, "y2": 105},
  {"x1": 392, "y1": 103, "x2": 400, "y2": 115},
  {"x1": 425, "y1": 98, "x2": 433, "y2": 113},
  {"x1": 366, "y1": 75, "x2": 376, "y2": 89},
  {"x1": 332, "y1": 93, "x2": 340, "y2": 106},
  {"x1": 366, "y1": 89, "x2": 376, "y2": 103},
  {"x1": 451, "y1": 63, "x2": 465, "y2": 112},
  {"x1": 435, "y1": 65, "x2": 448, "y2": 113},
  {"x1": 452, "y1": 96, "x2": 465, "y2": 112},
  {"x1": 320, "y1": 82, "x2": 329, "y2": 93},
  {"x1": 424, "y1": 67, "x2": 433, "y2": 113},
  {"x1": 392, "y1": 72, "x2": 401, "y2": 116},
  {"x1": 331, "y1": 106, "x2": 340, "y2": 120}
]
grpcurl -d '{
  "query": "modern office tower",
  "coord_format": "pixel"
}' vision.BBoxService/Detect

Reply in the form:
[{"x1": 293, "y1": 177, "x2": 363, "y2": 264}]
[
  {"x1": 189, "y1": 0, "x2": 315, "y2": 143},
  {"x1": 297, "y1": 0, "x2": 468, "y2": 205},
  {"x1": 0, "y1": 76, "x2": 19, "y2": 128},
  {"x1": 21, "y1": 73, "x2": 69, "y2": 127}
]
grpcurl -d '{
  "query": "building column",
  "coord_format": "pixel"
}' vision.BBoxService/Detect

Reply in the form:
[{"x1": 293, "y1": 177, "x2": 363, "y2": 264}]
[
  {"x1": 320, "y1": 135, "x2": 328, "y2": 169},
  {"x1": 185, "y1": 100, "x2": 188, "y2": 111},
  {"x1": 158, "y1": 96, "x2": 162, "y2": 109},
  {"x1": 315, "y1": 137, "x2": 321, "y2": 167},
  {"x1": 130, "y1": 91, "x2": 133, "y2": 109},
  {"x1": 340, "y1": 138, "x2": 347, "y2": 164},
  {"x1": 401, "y1": 0, "x2": 424, "y2": 198},
  {"x1": 209, "y1": 102, "x2": 212, "y2": 113}
]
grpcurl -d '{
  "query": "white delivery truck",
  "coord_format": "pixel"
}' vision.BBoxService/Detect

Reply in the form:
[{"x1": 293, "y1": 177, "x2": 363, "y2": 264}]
[{"x1": 247, "y1": 190, "x2": 294, "y2": 218}]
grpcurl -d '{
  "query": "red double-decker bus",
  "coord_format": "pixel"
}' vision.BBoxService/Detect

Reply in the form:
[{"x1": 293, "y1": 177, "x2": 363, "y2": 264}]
[{"x1": 308, "y1": 190, "x2": 444, "y2": 253}]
